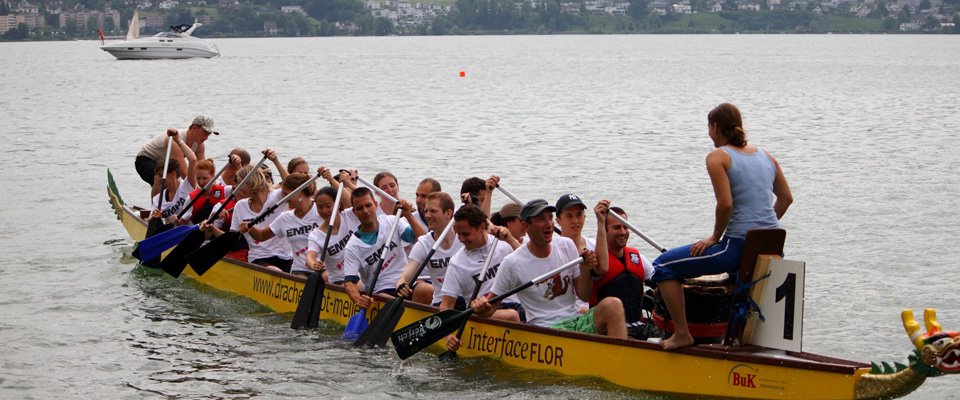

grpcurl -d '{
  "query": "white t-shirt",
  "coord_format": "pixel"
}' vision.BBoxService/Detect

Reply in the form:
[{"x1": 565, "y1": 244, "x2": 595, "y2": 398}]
[
  {"x1": 230, "y1": 189, "x2": 290, "y2": 262},
  {"x1": 307, "y1": 208, "x2": 361, "y2": 283},
  {"x1": 151, "y1": 180, "x2": 194, "y2": 220},
  {"x1": 269, "y1": 206, "x2": 322, "y2": 274},
  {"x1": 490, "y1": 236, "x2": 582, "y2": 327},
  {"x1": 408, "y1": 230, "x2": 464, "y2": 305},
  {"x1": 441, "y1": 234, "x2": 515, "y2": 303},
  {"x1": 342, "y1": 214, "x2": 414, "y2": 293}
]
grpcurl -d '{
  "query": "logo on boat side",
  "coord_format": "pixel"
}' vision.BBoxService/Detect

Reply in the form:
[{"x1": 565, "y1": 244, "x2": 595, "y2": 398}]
[
  {"x1": 728, "y1": 364, "x2": 758, "y2": 389},
  {"x1": 425, "y1": 316, "x2": 441, "y2": 330}
]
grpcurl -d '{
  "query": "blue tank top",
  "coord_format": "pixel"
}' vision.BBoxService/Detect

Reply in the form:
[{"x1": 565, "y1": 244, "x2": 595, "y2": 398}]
[{"x1": 722, "y1": 146, "x2": 780, "y2": 239}]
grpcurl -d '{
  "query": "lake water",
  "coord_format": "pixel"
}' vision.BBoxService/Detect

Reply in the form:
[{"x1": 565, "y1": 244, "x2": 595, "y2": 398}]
[{"x1": 1, "y1": 34, "x2": 959, "y2": 399}]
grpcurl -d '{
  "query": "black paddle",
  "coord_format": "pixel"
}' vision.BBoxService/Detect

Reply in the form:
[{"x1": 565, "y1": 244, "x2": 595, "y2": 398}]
[
  {"x1": 187, "y1": 170, "x2": 322, "y2": 276},
  {"x1": 355, "y1": 218, "x2": 456, "y2": 348},
  {"x1": 290, "y1": 184, "x2": 345, "y2": 330},
  {"x1": 135, "y1": 135, "x2": 174, "y2": 267},
  {"x1": 156, "y1": 162, "x2": 231, "y2": 277},
  {"x1": 437, "y1": 236, "x2": 499, "y2": 360},
  {"x1": 343, "y1": 208, "x2": 405, "y2": 341},
  {"x1": 391, "y1": 257, "x2": 583, "y2": 360}
]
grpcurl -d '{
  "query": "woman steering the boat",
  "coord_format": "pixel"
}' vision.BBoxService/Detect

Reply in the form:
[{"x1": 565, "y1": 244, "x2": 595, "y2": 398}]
[{"x1": 653, "y1": 103, "x2": 793, "y2": 351}]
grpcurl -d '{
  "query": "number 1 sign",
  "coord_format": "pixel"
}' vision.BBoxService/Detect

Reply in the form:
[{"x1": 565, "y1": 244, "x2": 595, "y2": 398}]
[{"x1": 748, "y1": 258, "x2": 806, "y2": 352}]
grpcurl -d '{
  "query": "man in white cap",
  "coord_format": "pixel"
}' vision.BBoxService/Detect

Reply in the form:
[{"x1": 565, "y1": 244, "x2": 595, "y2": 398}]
[
  {"x1": 471, "y1": 199, "x2": 627, "y2": 338},
  {"x1": 135, "y1": 115, "x2": 219, "y2": 196}
]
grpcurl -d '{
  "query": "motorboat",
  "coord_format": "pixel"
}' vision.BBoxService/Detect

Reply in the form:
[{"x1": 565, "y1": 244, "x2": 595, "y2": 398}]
[{"x1": 100, "y1": 10, "x2": 219, "y2": 60}]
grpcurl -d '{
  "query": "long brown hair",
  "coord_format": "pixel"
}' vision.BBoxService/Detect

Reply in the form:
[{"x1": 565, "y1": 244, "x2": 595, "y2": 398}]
[{"x1": 708, "y1": 103, "x2": 748, "y2": 147}]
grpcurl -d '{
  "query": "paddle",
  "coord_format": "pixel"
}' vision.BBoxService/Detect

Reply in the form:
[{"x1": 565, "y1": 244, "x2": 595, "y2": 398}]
[
  {"x1": 143, "y1": 135, "x2": 174, "y2": 239},
  {"x1": 391, "y1": 257, "x2": 583, "y2": 360},
  {"x1": 342, "y1": 207, "x2": 405, "y2": 341},
  {"x1": 134, "y1": 135, "x2": 174, "y2": 267},
  {"x1": 132, "y1": 156, "x2": 267, "y2": 267},
  {"x1": 188, "y1": 170, "x2": 323, "y2": 277},
  {"x1": 154, "y1": 162, "x2": 232, "y2": 277},
  {"x1": 437, "y1": 235, "x2": 499, "y2": 360},
  {"x1": 607, "y1": 207, "x2": 667, "y2": 253},
  {"x1": 290, "y1": 183, "x2": 345, "y2": 330},
  {"x1": 355, "y1": 218, "x2": 457, "y2": 348},
  {"x1": 495, "y1": 184, "x2": 562, "y2": 234}
]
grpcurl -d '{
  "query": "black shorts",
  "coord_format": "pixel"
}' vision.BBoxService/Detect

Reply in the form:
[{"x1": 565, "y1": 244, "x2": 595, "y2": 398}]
[
  {"x1": 135, "y1": 155, "x2": 157, "y2": 185},
  {"x1": 251, "y1": 256, "x2": 293, "y2": 273},
  {"x1": 499, "y1": 302, "x2": 527, "y2": 322}
]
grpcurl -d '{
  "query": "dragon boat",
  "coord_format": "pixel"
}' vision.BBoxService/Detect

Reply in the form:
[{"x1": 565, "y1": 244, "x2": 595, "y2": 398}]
[{"x1": 108, "y1": 170, "x2": 958, "y2": 399}]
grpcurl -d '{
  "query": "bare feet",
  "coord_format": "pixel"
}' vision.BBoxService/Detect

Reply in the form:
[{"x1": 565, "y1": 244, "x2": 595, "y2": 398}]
[{"x1": 661, "y1": 333, "x2": 695, "y2": 351}]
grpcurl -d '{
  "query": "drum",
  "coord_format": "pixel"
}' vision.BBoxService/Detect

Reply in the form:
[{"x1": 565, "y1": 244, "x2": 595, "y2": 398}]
[{"x1": 653, "y1": 273, "x2": 734, "y2": 344}]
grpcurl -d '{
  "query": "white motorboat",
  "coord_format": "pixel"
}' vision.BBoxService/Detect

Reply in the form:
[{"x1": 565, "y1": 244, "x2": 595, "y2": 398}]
[{"x1": 100, "y1": 10, "x2": 219, "y2": 60}]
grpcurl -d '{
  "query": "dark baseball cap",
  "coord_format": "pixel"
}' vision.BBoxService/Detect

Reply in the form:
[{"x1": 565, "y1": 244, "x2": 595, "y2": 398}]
[
  {"x1": 555, "y1": 194, "x2": 586, "y2": 213},
  {"x1": 520, "y1": 199, "x2": 556, "y2": 222}
]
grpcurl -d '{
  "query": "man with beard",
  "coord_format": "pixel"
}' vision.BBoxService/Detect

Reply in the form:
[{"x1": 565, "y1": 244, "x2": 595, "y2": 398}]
[{"x1": 589, "y1": 203, "x2": 656, "y2": 339}]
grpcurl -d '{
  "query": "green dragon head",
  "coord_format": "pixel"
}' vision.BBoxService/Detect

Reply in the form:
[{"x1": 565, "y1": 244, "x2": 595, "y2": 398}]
[{"x1": 902, "y1": 308, "x2": 960, "y2": 376}]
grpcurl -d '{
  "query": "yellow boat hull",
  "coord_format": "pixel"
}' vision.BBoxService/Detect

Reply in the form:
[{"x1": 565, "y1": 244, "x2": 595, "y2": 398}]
[{"x1": 110, "y1": 171, "x2": 894, "y2": 400}]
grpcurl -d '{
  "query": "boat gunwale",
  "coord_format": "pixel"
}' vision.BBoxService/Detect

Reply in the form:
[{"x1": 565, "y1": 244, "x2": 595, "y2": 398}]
[{"x1": 121, "y1": 203, "x2": 869, "y2": 376}]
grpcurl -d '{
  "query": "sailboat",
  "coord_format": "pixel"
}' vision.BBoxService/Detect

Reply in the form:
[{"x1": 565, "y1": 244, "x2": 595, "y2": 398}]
[{"x1": 100, "y1": 10, "x2": 220, "y2": 60}]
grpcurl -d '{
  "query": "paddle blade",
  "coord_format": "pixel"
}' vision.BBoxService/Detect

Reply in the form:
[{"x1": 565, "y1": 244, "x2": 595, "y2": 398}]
[
  {"x1": 437, "y1": 350, "x2": 458, "y2": 360},
  {"x1": 133, "y1": 224, "x2": 195, "y2": 262},
  {"x1": 391, "y1": 309, "x2": 468, "y2": 360},
  {"x1": 157, "y1": 230, "x2": 205, "y2": 278},
  {"x1": 354, "y1": 297, "x2": 404, "y2": 348},
  {"x1": 186, "y1": 232, "x2": 240, "y2": 276},
  {"x1": 343, "y1": 309, "x2": 368, "y2": 340},
  {"x1": 291, "y1": 273, "x2": 324, "y2": 330},
  {"x1": 144, "y1": 218, "x2": 166, "y2": 239}
]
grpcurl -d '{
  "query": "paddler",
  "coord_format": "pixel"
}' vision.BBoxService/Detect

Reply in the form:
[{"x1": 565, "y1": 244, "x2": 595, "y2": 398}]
[
  {"x1": 471, "y1": 200, "x2": 628, "y2": 339},
  {"x1": 587, "y1": 202, "x2": 657, "y2": 339},
  {"x1": 305, "y1": 171, "x2": 360, "y2": 284},
  {"x1": 442, "y1": 204, "x2": 522, "y2": 353},
  {"x1": 239, "y1": 172, "x2": 323, "y2": 276},
  {"x1": 342, "y1": 187, "x2": 427, "y2": 308},
  {"x1": 395, "y1": 192, "x2": 463, "y2": 305},
  {"x1": 147, "y1": 129, "x2": 198, "y2": 225},
  {"x1": 652, "y1": 103, "x2": 793, "y2": 350}
]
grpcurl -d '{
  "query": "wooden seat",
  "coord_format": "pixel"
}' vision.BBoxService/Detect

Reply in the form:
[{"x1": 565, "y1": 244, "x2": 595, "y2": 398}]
[{"x1": 723, "y1": 228, "x2": 786, "y2": 346}]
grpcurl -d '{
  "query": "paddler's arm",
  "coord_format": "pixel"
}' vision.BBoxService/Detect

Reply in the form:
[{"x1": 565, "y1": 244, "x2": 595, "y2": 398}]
[
  {"x1": 482, "y1": 175, "x2": 500, "y2": 217},
  {"x1": 593, "y1": 200, "x2": 610, "y2": 277},
  {"x1": 240, "y1": 222, "x2": 275, "y2": 242},
  {"x1": 691, "y1": 149, "x2": 733, "y2": 257},
  {"x1": 395, "y1": 258, "x2": 421, "y2": 298},
  {"x1": 490, "y1": 225, "x2": 520, "y2": 250},
  {"x1": 344, "y1": 280, "x2": 372, "y2": 309},
  {"x1": 575, "y1": 250, "x2": 599, "y2": 302},
  {"x1": 399, "y1": 199, "x2": 427, "y2": 239},
  {"x1": 169, "y1": 128, "x2": 198, "y2": 189},
  {"x1": 470, "y1": 293, "x2": 498, "y2": 319},
  {"x1": 263, "y1": 148, "x2": 288, "y2": 181},
  {"x1": 767, "y1": 150, "x2": 793, "y2": 219}
]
